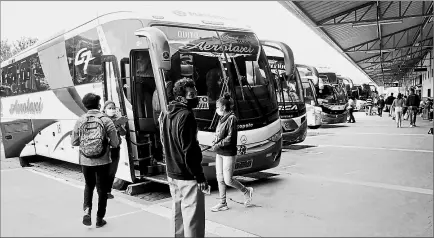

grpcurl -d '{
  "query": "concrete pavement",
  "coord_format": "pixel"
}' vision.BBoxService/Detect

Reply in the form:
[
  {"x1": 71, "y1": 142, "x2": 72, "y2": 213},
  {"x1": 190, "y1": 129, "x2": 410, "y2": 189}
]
[{"x1": 1, "y1": 112, "x2": 433, "y2": 237}]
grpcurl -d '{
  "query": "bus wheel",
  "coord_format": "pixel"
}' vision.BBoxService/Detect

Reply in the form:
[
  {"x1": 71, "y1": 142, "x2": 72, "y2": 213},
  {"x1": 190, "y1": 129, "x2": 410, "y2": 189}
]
[
  {"x1": 19, "y1": 157, "x2": 32, "y2": 167},
  {"x1": 308, "y1": 125, "x2": 321, "y2": 129},
  {"x1": 112, "y1": 178, "x2": 130, "y2": 190}
]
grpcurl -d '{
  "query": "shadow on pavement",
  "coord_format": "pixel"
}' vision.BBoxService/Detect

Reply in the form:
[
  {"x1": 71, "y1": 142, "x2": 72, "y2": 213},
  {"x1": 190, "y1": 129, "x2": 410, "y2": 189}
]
[{"x1": 319, "y1": 124, "x2": 349, "y2": 129}]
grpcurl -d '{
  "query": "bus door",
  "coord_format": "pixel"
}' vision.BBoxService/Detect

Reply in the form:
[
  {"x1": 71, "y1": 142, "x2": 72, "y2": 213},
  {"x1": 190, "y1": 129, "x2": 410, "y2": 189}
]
[{"x1": 102, "y1": 28, "x2": 171, "y2": 183}]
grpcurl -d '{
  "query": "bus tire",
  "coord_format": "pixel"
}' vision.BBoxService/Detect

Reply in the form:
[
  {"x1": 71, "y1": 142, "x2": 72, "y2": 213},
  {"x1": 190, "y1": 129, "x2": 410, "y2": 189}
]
[
  {"x1": 112, "y1": 178, "x2": 130, "y2": 190},
  {"x1": 308, "y1": 125, "x2": 321, "y2": 129},
  {"x1": 19, "y1": 157, "x2": 32, "y2": 167}
]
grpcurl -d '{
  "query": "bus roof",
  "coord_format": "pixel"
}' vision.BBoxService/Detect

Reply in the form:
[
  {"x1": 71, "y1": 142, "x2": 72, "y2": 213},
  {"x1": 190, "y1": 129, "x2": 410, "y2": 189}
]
[{"x1": 1, "y1": 10, "x2": 252, "y2": 68}]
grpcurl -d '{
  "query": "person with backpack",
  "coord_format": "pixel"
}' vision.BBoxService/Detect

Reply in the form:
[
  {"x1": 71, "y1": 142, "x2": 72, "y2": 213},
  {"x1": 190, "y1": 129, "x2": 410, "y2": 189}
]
[
  {"x1": 210, "y1": 93, "x2": 253, "y2": 212},
  {"x1": 406, "y1": 88, "x2": 421, "y2": 127},
  {"x1": 159, "y1": 78, "x2": 208, "y2": 238},
  {"x1": 71, "y1": 93, "x2": 120, "y2": 228},
  {"x1": 102, "y1": 100, "x2": 127, "y2": 199}
]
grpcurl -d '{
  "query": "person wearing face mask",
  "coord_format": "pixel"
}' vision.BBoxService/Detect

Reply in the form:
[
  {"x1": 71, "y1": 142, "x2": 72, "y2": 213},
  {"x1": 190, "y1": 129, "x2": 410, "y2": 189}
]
[
  {"x1": 102, "y1": 100, "x2": 127, "y2": 199},
  {"x1": 159, "y1": 78, "x2": 208, "y2": 238},
  {"x1": 210, "y1": 93, "x2": 253, "y2": 212}
]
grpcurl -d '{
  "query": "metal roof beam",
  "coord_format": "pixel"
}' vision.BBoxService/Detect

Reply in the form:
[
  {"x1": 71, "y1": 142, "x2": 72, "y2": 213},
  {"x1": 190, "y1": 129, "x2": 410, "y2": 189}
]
[
  {"x1": 316, "y1": 2, "x2": 376, "y2": 25},
  {"x1": 319, "y1": 2, "x2": 433, "y2": 27},
  {"x1": 345, "y1": 23, "x2": 428, "y2": 52},
  {"x1": 345, "y1": 37, "x2": 433, "y2": 53},
  {"x1": 319, "y1": 14, "x2": 433, "y2": 27}
]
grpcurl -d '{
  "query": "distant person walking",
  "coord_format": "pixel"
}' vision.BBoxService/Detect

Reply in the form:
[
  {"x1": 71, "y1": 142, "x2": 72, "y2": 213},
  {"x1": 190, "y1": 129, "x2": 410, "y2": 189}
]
[
  {"x1": 71, "y1": 93, "x2": 120, "y2": 228},
  {"x1": 385, "y1": 93, "x2": 395, "y2": 117},
  {"x1": 365, "y1": 96, "x2": 373, "y2": 116},
  {"x1": 210, "y1": 93, "x2": 253, "y2": 212},
  {"x1": 391, "y1": 93, "x2": 405, "y2": 128},
  {"x1": 347, "y1": 96, "x2": 356, "y2": 123},
  {"x1": 377, "y1": 96, "x2": 385, "y2": 117},
  {"x1": 406, "y1": 88, "x2": 421, "y2": 127}
]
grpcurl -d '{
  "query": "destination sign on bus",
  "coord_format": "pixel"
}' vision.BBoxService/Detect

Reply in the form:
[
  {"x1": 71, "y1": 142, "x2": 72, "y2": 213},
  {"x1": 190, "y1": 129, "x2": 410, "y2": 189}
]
[{"x1": 155, "y1": 26, "x2": 259, "y2": 55}]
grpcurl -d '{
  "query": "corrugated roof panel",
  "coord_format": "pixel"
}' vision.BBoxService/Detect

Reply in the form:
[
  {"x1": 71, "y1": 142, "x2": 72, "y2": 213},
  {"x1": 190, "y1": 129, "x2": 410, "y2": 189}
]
[
  {"x1": 297, "y1": 1, "x2": 359, "y2": 23},
  {"x1": 381, "y1": 18, "x2": 423, "y2": 37},
  {"x1": 326, "y1": 24, "x2": 377, "y2": 49}
]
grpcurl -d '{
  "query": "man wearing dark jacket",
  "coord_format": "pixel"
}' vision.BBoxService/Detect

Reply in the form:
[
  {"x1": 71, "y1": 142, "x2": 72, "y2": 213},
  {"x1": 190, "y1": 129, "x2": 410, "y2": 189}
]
[
  {"x1": 159, "y1": 78, "x2": 207, "y2": 238},
  {"x1": 386, "y1": 93, "x2": 395, "y2": 117},
  {"x1": 406, "y1": 88, "x2": 421, "y2": 127},
  {"x1": 377, "y1": 96, "x2": 385, "y2": 117}
]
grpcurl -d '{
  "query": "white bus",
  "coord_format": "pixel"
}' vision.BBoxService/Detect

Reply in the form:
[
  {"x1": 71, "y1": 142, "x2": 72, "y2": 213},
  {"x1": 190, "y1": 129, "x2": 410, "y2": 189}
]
[
  {"x1": 262, "y1": 41, "x2": 307, "y2": 145},
  {"x1": 0, "y1": 11, "x2": 286, "y2": 184}
]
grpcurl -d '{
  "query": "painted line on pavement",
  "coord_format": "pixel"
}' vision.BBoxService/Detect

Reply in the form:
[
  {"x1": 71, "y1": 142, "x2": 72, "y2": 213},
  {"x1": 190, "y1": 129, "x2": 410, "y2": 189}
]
[
  {"x1": 24, "y1": 168, "x2": 259, "y2": 238},
  {"x1": 298, "y1": 144, "x2": 433, "y2": 153},
  {"x1": 105, "y1": 210, "x2": 145, "y2": 220},
  {"x1": 275, "y1": 171, "x2": 433, "y2": 195},
  {"x1": 325, "y1": 132, "x2": 433, "y2": 137},
  {"x1": 1, "y1": 168, "x2": 23, "y2": 172}
]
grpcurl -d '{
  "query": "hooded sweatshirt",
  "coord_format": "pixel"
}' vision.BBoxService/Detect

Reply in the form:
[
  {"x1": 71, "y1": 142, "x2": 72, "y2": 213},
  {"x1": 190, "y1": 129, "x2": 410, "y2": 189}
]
[
  {"x1": 160, "y1": 101, "x2": 206, "y2": 183},
  {"x1": 214, "y1": 112, "x2": 238, "y2": 156}
]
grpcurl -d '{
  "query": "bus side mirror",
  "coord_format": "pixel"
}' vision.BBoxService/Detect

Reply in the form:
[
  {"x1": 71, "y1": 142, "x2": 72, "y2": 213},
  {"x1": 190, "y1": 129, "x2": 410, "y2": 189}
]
[{"x1": 135, "y1": 27, "x2": 171, "y2": 71}]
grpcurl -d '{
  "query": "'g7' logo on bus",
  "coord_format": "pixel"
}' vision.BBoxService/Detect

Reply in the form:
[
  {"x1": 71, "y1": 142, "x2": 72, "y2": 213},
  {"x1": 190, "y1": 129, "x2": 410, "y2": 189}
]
[{"x1": 75, "y1": 48, "x2": 95, "y2": 75}]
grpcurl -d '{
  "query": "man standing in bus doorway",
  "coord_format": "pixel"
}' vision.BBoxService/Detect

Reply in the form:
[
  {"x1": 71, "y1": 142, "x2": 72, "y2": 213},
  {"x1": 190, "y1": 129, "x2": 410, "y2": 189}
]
[
  {"x1": 407, "y1": 88, "x2": 421, "y2": 127},
  {"x1": 159, "y1": 78, "x2": 208, "y2": 237},
  {"x1": 71, "y1": 93, "x2": 119, "y2": 228}
]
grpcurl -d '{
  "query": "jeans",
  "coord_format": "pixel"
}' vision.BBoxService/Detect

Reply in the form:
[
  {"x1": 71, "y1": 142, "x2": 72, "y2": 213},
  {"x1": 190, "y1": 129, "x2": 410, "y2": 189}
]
[
  {"x1": 395, "y1": 107, "x2": 403, "y2": 126},
  {"x1": 378, "y1": 107, "x2": 383, "y2": 117},
  {"x1": 107, "y1": 147, "x2": 120, "y2": 193},
  {"x1": 168, "y1": 177, "x2": 205, "y2": 238},
  {"x1": 82, "y1": 164, "x2": 110, "y2": 218},
  {"x1": 409, "y1": 107, "x2": 418, "y2": 125},
  {"x1": 215, "y1": 154, "x2": 248, "y2": 204},
  {"x1": 348, "y1": 108, "x2": 356, "y2": 122}
]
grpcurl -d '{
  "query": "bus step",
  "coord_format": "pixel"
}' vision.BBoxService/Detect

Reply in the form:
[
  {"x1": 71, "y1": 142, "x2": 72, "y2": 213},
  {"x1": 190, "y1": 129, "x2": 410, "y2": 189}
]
[
  {"x1": 140, "y1": 174, "x2": 169, "y2": 185},
  {"x1": 126, "y1": 181, "x2": 153, "y2": 196}
]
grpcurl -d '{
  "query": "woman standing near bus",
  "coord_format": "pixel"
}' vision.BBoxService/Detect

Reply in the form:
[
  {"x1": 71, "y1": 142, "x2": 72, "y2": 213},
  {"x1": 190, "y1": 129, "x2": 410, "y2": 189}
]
[
  {"x1": 103, "y1": 100, "x2": 127, "y2": 199},
  {"x1": 211, "y1": 93, "x2": 254, "y2": 212}
]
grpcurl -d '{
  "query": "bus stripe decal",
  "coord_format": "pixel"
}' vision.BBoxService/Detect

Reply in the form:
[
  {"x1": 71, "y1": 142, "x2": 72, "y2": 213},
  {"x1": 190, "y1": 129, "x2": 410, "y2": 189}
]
[
  {"x1": 53, "y1": 131, "x2": 72, "y2": 152},
  {"x1": 52, "y1": 88, "x2": 87, "y2": 117}
]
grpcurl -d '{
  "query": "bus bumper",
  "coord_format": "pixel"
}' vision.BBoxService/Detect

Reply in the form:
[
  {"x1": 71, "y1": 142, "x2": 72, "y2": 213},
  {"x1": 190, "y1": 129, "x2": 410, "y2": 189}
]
[
  {"x1": 321, "y1": 111, "x2": 348, "y2": 124},
  {"x1": 201, "y1": 139, "x2": 282, "y2": 181},
  {"x1": 282, "y1": 120, "x2": 307, "y2": 145}
]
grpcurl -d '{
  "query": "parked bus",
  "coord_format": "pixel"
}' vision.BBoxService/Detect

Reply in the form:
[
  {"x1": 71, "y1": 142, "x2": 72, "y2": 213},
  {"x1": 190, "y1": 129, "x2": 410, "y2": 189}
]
[
  {"x1": 297, "y1": 64, "x2": 322, "y2": 129},
  {"x1": 0, "y1": 11, "x2": 286, "y2": 185},
  {"x1": 263, "y1": 42, "x2": 306, "y2": 144},
  {"x1": 316, "y1": 70, "x2": 348, "y2": 124}
]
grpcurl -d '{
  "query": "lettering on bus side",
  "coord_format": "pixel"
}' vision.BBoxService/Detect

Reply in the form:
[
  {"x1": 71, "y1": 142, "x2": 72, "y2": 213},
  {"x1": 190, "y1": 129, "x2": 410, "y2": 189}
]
[{"x1": 9, "y1": 97, "x2": 44, "y2": 115}]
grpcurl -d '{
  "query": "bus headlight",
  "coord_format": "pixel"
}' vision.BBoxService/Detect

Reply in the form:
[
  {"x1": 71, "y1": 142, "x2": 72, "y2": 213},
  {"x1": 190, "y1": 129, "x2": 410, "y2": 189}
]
[{"x1": 268, "y1": 129, "x2": 282, "y2": 142}]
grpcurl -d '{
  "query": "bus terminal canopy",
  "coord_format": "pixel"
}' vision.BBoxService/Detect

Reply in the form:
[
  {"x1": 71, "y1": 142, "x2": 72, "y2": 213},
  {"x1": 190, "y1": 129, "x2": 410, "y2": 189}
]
[{"x1": 280, "y1": 1, "x2": 433, "y2": 87}]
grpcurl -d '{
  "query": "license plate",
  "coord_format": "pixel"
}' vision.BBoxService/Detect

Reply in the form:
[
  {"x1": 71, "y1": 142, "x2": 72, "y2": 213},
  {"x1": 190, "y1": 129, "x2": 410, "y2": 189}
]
[{"x1": 235, "y1": 159, "x2": 253, "y2": 170}]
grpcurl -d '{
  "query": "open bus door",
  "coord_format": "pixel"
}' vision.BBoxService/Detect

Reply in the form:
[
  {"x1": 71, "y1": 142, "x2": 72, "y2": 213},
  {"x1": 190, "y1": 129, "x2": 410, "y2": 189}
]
[{"x1": 101, "y1": 28, "x2": 171, "y2": 185}]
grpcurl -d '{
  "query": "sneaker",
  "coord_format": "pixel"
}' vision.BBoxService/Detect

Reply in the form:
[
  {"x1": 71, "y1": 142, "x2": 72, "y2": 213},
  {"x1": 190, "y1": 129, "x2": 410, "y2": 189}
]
[
  {"x1": 96, "y1": 217, "x2": 107, "y2": 228},
  {"x1": 244, "y1": 187, "x2": 254, "y2": 207},
  {"x1": 82, "y1": 208, "x2": 91, "y2": 226},
  {"x1": 410, "y1": 125, "x2": 414, "y2": 128},
  {"x1": 107, "y1": 193, "x2": 114, "y2": 199},
  {"x1": 211, "y1": 203, "x2": 229, "y2": 212}
]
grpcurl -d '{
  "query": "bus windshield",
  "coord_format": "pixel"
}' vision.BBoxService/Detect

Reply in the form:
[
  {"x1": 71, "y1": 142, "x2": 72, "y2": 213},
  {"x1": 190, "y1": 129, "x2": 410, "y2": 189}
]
[
  {"x1": 263, "y1": 47, "x2": 303, "y2": 103},
  {"x1": 155, "y1": 26, "x2": 278, "y2": 131},
  {"x1": 302, "y1": 81, "x2": 316, "y2": 104}
]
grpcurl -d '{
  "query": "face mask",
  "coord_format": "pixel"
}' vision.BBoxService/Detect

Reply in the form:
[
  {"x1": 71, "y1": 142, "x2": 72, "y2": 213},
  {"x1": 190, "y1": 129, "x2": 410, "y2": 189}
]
[
  {"x1": 186, "y1": 98, "x2": 199, "y2": 109},
  {"x1": 216, "y1": 107, "x2": 223, "y2": 116},
  {"x1": 106, "y1": 109, "x2": 116, "y2": 117}
]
